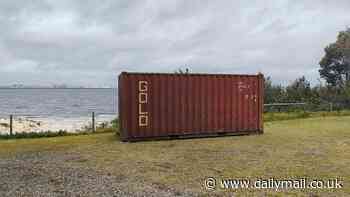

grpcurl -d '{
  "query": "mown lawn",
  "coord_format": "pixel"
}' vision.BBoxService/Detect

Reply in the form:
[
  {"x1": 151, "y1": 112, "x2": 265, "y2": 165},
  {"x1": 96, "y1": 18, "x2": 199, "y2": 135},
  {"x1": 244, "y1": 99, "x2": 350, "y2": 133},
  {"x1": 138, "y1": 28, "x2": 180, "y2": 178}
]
[{"x1": 1, "y1": 116, "x2": 349, "y2": 196}]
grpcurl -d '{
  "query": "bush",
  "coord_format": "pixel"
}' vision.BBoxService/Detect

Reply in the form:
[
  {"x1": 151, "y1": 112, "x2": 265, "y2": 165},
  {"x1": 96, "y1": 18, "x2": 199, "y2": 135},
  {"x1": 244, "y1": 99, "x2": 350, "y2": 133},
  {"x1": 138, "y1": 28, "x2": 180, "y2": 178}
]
[
  {"x1": 111, "y1": 118, "x2": 119, "y2": 128},
  {"x1": 0, "y1": 130, "x2": 70, "y2": 140},
  {"x1": 111, "y1": 118, "x2": 120, "y2": 136}
]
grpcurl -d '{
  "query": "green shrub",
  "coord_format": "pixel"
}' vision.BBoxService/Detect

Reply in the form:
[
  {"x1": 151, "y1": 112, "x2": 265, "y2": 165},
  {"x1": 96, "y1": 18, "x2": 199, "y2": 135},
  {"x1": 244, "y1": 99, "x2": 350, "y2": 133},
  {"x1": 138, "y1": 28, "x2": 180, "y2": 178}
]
[
  {"x1": 111, "y1": 118, "x2": 120, "y2": 136},
  {"x1": 0, "y1": 130, "x2": 70, "y2": 140},
  {"x1": 111, "y1": 118, "x2": 119, "y2": 128}
]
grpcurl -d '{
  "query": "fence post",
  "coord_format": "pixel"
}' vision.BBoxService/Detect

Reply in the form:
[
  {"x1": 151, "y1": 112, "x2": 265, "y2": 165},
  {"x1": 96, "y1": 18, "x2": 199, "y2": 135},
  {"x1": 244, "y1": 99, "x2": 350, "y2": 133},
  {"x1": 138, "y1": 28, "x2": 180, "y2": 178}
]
[
  {"x1": 330, "y1": 103, "x2": 333, "y2": 112},
  {"x1": 10, "y1": 115, "x2": 13, "y2": 136},
  {"x1": 92, "y1": 112, "x2": 95, "y2": 132}
]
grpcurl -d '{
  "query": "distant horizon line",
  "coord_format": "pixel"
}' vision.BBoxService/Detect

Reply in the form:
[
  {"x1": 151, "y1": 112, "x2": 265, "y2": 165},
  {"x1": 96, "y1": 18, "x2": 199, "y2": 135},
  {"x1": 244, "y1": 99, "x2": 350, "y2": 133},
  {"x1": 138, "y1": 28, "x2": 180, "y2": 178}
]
[{"x1": 0, "y1": 87, "x2": 116, "y2": 89}]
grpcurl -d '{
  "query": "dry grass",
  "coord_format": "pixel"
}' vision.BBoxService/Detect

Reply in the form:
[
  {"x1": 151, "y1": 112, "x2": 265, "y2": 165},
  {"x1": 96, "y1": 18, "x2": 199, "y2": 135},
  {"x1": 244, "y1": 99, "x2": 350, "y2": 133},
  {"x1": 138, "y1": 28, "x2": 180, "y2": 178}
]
[{"x1": 1, "y1": 116, "x2": 350, "y2": 196}]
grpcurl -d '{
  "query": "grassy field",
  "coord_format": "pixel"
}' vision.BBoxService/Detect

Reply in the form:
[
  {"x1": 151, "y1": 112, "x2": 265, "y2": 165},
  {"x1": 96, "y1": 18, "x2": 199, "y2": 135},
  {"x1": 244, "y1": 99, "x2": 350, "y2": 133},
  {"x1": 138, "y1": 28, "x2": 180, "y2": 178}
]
[
  {"x1": 1, "y1": 116, "x2": 349, "y2": 196},
  {"x1": 263, "y1": 110, "x2": 350, "y2": 122}
]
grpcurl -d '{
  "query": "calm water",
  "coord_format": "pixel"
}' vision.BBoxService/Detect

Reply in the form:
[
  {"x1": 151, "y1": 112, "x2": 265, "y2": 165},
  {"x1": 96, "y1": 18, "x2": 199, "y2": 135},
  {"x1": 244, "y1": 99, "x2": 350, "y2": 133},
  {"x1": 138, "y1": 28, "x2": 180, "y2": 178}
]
[{"x1": 0, "y1": 89, "x2": 118, "y2": 118}]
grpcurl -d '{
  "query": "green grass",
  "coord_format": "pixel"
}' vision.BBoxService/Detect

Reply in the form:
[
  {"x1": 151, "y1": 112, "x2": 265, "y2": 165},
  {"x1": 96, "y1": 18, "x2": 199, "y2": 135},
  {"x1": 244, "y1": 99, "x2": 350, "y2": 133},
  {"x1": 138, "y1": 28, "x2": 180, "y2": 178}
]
[
  {"x1": 0, "y1": 116, "x2": 349, "y2": 196},
  {"x1": 0, "y1": 127, "x2": 117, "y2": 140},
  {"x1": 1, "y1": 111, "x2": 349, "y2": 140},
  {"x1": 264, "y1": 110, "x2": 350, "y2": 122}
]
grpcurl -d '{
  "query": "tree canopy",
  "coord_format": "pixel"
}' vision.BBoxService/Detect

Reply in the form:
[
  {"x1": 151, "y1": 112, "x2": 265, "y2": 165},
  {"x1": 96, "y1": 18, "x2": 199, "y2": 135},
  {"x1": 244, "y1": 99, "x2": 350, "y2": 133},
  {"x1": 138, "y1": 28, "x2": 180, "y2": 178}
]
[{"x1": 319, "y1": 28, "x2": 350, "y2": 87}]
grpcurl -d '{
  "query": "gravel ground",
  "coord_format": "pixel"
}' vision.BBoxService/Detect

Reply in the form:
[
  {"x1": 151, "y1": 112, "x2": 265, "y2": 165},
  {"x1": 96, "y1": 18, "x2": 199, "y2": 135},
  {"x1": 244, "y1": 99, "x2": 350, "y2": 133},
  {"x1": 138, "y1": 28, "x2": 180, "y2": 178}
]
[{"x1": 0, "y1": 152, "x2": 197, "y2": 197}]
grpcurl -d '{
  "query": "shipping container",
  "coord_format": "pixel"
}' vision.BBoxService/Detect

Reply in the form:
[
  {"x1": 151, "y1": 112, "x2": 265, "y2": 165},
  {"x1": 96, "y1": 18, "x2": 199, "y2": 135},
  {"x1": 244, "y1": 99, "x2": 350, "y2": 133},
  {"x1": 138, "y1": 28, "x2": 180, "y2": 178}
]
[{"x1": 118, "y1": 72, "x2": 264, "y2": 142}]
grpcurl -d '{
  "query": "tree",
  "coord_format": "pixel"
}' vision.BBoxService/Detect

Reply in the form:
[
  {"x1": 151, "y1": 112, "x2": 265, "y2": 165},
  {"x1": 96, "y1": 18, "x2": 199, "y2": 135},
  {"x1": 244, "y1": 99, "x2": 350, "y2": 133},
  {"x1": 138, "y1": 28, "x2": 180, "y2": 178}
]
[
  {"x1": 264, "y1": 76, "x2": 285, "y2": 103},
  {"x1": 319, "y1": 28, "x2": 350, "y2": 86},
  {"x1": 319, "y1": 28, "x2": 350, "y2": 87},
  {"x1": 319, "y1": 28, "x2": 350, "y2": 109},
  {"x1": 285, "y1": 76, "x2": 313, "y2": 102}
]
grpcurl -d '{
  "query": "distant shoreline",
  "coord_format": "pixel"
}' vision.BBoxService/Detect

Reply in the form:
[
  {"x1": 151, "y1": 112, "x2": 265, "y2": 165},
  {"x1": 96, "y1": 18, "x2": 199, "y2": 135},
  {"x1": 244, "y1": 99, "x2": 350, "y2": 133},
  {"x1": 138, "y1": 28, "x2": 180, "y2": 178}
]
[
  {"x1": 0, "y1": 88, "x2": 116, "y2": 89},
  {"x1": 0, "y1": 115, "x2": 115, "y2": 134}
]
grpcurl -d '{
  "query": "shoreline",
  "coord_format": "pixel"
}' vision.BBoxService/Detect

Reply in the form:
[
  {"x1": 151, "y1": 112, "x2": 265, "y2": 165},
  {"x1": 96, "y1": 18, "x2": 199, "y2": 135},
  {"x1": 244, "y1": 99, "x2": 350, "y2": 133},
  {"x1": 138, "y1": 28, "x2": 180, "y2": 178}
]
[
  {"x1": 0, "y1": 115, "x2": 115, "y2": 135},
  {"x1": 0, "y1": 88, "x2": 116, "y2": 89}
]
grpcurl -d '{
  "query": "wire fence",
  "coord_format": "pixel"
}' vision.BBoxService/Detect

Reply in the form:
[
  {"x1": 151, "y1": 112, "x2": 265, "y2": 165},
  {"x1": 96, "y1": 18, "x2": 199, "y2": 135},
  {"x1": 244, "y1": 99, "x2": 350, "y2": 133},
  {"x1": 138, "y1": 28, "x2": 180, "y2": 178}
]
[
  {"x1": 0, "y1": 112, "x2": 117, "y2": 136},
  {"x1": 263, "y1": 102, "x2": 347, "y2": 113},
  {"x1": 2, "y1": 102, "x2": 348, "y2": 136}
]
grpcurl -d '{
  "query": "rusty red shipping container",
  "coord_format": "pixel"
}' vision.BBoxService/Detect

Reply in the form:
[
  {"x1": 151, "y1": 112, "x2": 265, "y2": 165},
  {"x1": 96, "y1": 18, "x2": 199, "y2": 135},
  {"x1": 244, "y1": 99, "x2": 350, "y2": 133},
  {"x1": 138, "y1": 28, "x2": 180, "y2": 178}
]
[{"x1": 118, "y1": 72, "x2": 264, "y2": 141}]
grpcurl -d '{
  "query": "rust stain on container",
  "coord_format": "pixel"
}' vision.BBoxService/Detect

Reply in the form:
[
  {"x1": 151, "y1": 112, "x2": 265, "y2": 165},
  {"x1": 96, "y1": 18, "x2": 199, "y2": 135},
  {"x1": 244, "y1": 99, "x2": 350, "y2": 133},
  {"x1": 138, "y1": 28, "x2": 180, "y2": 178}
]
[{"x1": 118, "y1": 72, "x2": 264, "y2": 142}]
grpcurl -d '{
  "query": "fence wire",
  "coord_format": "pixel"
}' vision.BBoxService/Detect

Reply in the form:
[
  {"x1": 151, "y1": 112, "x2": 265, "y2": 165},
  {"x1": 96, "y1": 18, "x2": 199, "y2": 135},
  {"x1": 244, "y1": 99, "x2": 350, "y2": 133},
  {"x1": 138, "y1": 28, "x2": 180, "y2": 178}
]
[{"x1": 0, "y1": 112, "x2": 116, "y2": 136}]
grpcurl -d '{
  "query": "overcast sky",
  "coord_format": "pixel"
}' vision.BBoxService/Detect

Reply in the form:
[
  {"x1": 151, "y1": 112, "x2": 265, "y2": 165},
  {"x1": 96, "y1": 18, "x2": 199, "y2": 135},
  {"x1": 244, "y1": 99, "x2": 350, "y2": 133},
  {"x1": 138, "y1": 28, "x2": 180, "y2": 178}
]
[{"x1": 1, "y1": 0, "x2": 350, "y2": 87}]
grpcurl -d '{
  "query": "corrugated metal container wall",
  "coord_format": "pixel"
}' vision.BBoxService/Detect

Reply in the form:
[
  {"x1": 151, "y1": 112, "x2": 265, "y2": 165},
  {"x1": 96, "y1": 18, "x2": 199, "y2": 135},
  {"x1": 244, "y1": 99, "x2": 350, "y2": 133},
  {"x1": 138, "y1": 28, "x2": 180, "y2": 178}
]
[{"x1": 118, "y1": 72, "x2": 264, "y2": 141}]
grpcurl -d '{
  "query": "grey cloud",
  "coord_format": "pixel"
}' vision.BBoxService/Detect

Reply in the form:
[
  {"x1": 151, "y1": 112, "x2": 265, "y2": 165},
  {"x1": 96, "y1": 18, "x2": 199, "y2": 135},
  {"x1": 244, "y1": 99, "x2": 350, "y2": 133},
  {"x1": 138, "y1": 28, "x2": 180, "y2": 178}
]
[{"x1": 1, "y1": 0, "x2": 350, "y2": 87}]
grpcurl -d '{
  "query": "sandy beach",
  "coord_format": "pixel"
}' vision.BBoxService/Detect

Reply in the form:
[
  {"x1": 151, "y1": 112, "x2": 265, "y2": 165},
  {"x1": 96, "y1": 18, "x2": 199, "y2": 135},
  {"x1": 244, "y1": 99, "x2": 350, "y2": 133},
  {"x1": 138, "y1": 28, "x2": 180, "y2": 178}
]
[{"x1": 0, "y1": 115, "x2": 115, "y2": 135}]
